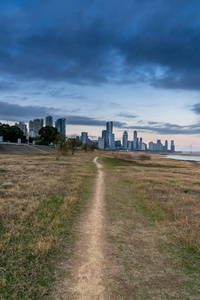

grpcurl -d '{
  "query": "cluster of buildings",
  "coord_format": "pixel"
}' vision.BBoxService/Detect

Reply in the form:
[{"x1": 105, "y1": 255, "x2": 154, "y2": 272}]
[
  {"x1": 97, "y1": 122, "x2": 175, "y2": 152},
  {"x1": 14, "y1": 118, "x2": 175, "y2": 152},
  {"x1": 15, "y1": 116, "x2": 66, "y2": 137}
]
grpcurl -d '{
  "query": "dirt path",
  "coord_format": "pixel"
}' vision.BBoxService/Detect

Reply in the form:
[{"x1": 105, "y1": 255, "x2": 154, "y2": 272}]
[{"x1": 65, "y1": 156, "x2": 109, "y2": 299}]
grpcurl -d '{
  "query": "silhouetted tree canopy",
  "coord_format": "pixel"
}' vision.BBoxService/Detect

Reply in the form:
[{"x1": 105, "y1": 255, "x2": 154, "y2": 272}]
[
  {"x1": 0, "y1": 123, "x2": 25, "y2": 142},
  {"x1": 39, "y1": 126, "x2": 59, "y2": 145}
]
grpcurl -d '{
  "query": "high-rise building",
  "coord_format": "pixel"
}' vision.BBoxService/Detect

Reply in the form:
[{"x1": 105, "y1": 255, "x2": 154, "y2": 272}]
[
  {"x1": 157, "y1": 140, "x2": 163, "y2": 151},
  {"x1": 171, "y1": 140, "x2": 175, "y2": 152},
  {"x1": 29, "y1": 119, "x2": 43, "y2": 137},
  {"x1": 45, "y1": 116, "x2": 53, "y2": 127},
  {"x1": 111, "y1": 133, "x2": 115, "y2": 149},
  {"x1": 81, "y1": 132, "x2": 88, "y2": 144},
  {"x1": 133, "y1": 131, "x2": 138, "y2": 150},
  {"x1": 106, "y1": 121, "x2": 115, "y2": 149},
  {"x1": 128, "y1": 141, "x2": 132, "y2": 150},
  {"x1": 102, "y1": 130, "x2": 109, "y2": 149},
  {"x1": 149, "y1": 141, "x2": 154, "y2": 151},
  {"x1": 15, "y1": 122, "x2": 27, "y2": 134},
  {"x1": 139, "y1": 137, "x2": 142, "y2": 150},
  {"x1": 115, "y1": 140, "x2": 121, "y2": 149},
  {"x1": 55, "y1": 118, "x2": 66, "y2": 137},
  {"x1": 141, "y1": 142, "x2": 147, "y2": 151},
  {"x1": 164, "y1": 140, "x2": 168, "y2": 152},
  {"x1": 98, "y1": 137, "x2": 104, "y2": 149},
  {"x1": 122, "y1": 131, "x2": 128, "y2": 150}
]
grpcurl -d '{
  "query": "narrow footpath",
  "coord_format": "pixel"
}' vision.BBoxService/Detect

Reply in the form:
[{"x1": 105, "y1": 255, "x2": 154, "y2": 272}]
[{"x1": 64, "y1": 156, "x2": 110, "y2": 299}]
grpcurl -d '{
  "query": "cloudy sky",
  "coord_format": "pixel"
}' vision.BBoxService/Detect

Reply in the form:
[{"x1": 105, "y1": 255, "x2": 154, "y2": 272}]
[{"x1": 1, "y1": 0, "x2": 200, "y2": 151}]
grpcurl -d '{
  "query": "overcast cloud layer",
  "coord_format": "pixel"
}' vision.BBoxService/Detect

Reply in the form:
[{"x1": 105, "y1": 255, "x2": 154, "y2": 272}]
[
  {"x1": 0, "y1": 0, "x2": 200, "y2": 89},
  {"x1": 1, "y1": 101, "x2": 200, "y2": 136},
  {"x1": 1, "y1": 0, "x2": 200, "y2": 150}
]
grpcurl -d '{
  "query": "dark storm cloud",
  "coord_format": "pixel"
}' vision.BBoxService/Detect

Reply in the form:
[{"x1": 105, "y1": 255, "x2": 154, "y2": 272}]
[
  {"x1": 0, "y1": 101, "x2": 126, "y2": 127},
  {"x1": 0, "y1": 101, "x2": 60, "y2": 121},
  {"x1": 0, "y1": 0, "x2": 200, "y2": 89},
  {"x1": 1, "y1": 101, "x2": 199, "y2": 134},
  {"x1": 125, "y1": 122, "x2": 200, "y2": 135},
  {"x1": 192, "y1": 103, "x2": 200, "y2": 114},
  {"x1": 67, "y1": 116, "x2": 126, "y2": 128}
]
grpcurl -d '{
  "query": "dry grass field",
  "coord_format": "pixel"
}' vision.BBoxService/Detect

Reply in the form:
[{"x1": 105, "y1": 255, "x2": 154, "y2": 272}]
[
  {"x1": 100, "y1": 152, "x2": 200, "y2": 299},
  {"x1": 1, "y1": 151, "x2": 200, "y2": 299},
  {"x1": 0, "y1": 153, "x2": 96, "y2": 299}
]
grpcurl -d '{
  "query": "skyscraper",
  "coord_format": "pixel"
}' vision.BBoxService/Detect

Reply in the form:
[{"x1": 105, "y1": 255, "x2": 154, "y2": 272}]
[
  {"x1": 55, "y1": 118, "x2": 66, "y2": 137},
  {"x1": 133, "y1": 130, "x2": 138, "y2": 150},
  {"x1": 102, "y1": 130, "x2": 109, "y2": 149},
  {"x1": 171, "y1": 140, "x2": 175, "y2": 152},
  {"x1": 81, "y1": 132, "x2": 88, "y2": 144},
  {"x1": 122, "y1": 131, "x2": 128, "y2": 150},
  {"x1": 164, "y1": 140, "x2": 168, "y2": 152},
  {"x1": 98, "y1": 137, "x2": 104, "y2": 149},
  {"x1": 115, "y1": 140, "x2": 121, "y2": 149},
  {"x1": 157, "y1": 139, "x2": 163, "y2": 151},
  {"x1": 106, "y1": 121, "x2": 114, "y2": 149},
  {"x1": 139, "y1": 137, "x2": 142, "y2": 150},
  {"x1": 45, "y1": 116, "x2": 53, "y2": 127},
  {"x1": 29, "y1": 119, "x2": 43, "y2": 137}
]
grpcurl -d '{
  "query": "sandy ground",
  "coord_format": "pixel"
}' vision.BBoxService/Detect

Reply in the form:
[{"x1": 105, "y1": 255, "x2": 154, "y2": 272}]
[{"x1": 57, "y1": 156, "x2": 111, "y2": 300}]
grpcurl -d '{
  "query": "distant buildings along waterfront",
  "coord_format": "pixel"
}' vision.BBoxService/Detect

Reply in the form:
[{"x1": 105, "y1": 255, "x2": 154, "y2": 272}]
[
  {"x1": 98, "y1": 123, "x2": 175, "y2": 153},
  {"x1": 11, "y1": 116, "x2": 176, "y2": 152}
]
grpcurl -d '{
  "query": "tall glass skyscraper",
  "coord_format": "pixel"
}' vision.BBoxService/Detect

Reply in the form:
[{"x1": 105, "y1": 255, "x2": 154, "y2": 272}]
[
  {"x1": 102, "y1": 130, "x2": 109, "y2": 149},
  {"x1": 133, "y1": 130, "x2": 138, "y2": 149},
  {"x1": 106, "y1": 121, "x2": 114, "y2": 149},
  {"x1": 55, "y1": 118, "x2": 66, "y2": 137},
  {"x1": 123, "y1": 131, "x2": 128, "y2": 150}
]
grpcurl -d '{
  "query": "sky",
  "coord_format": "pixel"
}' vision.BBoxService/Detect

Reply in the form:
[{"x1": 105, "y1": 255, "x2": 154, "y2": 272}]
[{"x1": 0, "y1": 0, "x2": 200, "y2": 151}]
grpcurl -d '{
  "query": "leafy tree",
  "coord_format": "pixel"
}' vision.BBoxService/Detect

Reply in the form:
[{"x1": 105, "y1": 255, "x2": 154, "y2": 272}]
[
  {"x1": 38, "y1": 126, "x2": 59, "y2": 145},
  {"x1": 0, "y1": 123, "x2": 25, "y2": 142},
  {"x1": 66, "y1": 138, "x2": 78, "y2": 155},
  {"x1": 88, "y1": 144, "x2": 98, "y2": 151},
  {"x1": 81, "y1": 143, "x2": 90, "y2": 152}
]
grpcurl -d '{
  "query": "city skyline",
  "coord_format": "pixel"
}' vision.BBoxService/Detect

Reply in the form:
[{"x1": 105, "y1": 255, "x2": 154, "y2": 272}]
[
  {"x1": 15, "y1": 116, "x2": 176, "y2": 152},
  {"x1": 0, "y1": 1, "x2": 200, "y2": 151},
  {"x1": 5, "y1": 116, "x2": 176, "y2": 152}
]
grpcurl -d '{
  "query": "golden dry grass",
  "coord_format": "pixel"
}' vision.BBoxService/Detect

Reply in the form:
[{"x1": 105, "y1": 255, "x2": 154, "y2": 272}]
[
  {"x1": 0, "y1": 152, "x2": 96, "y2": 299},
  {"x1": 101, "y1": 151, "x2": 200, "y2": 250},
  {"x1": 100, "y1": 152, "x2": 200, "y2": 299}
]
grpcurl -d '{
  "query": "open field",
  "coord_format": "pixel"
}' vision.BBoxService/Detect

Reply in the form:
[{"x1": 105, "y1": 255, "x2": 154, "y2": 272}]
[
  {"x1": 100, "y1": 152, "x2": 200, "y2": 299},
  {"x1": 0, "y1": 152, "x2": 96, "y2": 299},
  {"x1": 1, "y1": 150, "x2": 200, "y2": 299}
]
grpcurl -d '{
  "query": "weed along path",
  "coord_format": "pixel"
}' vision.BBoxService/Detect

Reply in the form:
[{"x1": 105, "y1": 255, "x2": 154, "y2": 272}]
[{"x1": 64, "y1": 156, "x2": 110, "y2": 299}]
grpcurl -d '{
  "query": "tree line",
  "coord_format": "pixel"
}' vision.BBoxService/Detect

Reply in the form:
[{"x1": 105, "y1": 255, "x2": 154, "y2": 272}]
[{"x1": 0, "y1": 123, "x2": 98, "y2": 154}]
